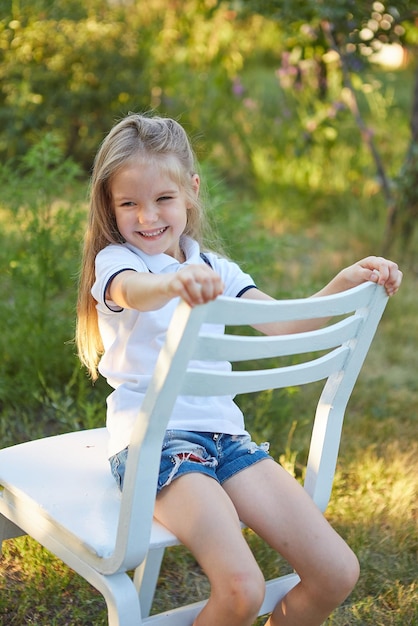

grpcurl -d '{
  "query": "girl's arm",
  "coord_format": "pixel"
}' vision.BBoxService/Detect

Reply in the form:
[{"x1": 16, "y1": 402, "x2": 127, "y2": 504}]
[
  {"x1": 242, "y1": 256, "x2": 402, "y2": 336},
  {"x1": 108, "y1": 264, "x2": 224, "y2": 311},
  {"x1": 109, "y1": 255, "x2": 401, "y2": 332}
]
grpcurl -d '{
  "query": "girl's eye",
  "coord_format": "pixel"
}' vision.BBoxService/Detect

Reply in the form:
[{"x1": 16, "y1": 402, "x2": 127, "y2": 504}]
[
  {"x1": 158, "y1": 196, "x2": 172, "y2": 202},
  {"x1": 121, "y1": 201, "x2": 135, "y2": 207}
]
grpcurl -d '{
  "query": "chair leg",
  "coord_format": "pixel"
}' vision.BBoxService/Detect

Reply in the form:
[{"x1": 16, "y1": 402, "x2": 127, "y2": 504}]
[
  {"x1": 0, "y1": 513, "x2": 25, "y2": 551},
  {"x1": 0, "y1": 509, "x2": 144, "y2": 626},
  {"x1": 134, "y1": 547, "x2": 165, "y2": 617},
  {"x1": 86, "y1": 569, "x2": 144, "y2": 626}
]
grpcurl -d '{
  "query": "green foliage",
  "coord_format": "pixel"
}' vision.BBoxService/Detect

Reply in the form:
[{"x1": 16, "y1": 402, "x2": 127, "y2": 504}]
[
  {"x1": 5, "y1": 0, "x2": 413, "y2": 178},
  {"x1": 241, "y1": 0, "x2": 416, "y2": 36},
  {"x1": 1, "y1": 0, "x2": 417, "y2": 249},
  {"x1": 1, "y1": 0, "x2": 277, "y2": 169},
  {"x1": 1, "y1": 4, "x2": 160, "y2": 166},
  {"x1": 392, "y1": 142, "x2": 418, "y2": 253},
  {"x1": 0, "y1": 136, "x2": 80, "y2": 361},
  {"x1": 0, "y1": 135, "x2": 108, "y2": 439}
]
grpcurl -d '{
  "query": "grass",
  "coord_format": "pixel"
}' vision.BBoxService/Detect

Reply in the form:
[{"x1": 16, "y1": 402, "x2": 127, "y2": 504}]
[{"x1": 0, "y1": 68, "x2": 417, "y2": 624}]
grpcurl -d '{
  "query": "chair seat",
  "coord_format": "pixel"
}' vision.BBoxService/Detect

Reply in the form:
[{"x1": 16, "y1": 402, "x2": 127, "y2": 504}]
[{"x1": 0, "y1": 429, "x2": 179, "y2": 559}]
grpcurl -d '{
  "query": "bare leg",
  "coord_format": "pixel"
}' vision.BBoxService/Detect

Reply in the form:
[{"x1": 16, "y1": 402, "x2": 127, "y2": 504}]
[
  {"x1": 223, "y1": 458, "x2": 360, "y2": 626},
  {"x1": 154, "y1": 473, "x2": 266, "y2": 626}
]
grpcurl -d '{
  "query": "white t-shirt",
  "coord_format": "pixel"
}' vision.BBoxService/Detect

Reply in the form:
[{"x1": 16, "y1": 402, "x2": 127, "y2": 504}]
[{"x1": 92, "y1": 236, "x2": 257, "y2": 457}]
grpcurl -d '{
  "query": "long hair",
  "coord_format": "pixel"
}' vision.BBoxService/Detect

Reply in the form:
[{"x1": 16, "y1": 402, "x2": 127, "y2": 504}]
[{"x1": 76, "y1": 113, "x2": 208, "y2": 379}]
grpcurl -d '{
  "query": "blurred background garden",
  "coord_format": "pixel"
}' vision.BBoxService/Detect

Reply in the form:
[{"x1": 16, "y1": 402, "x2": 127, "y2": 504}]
[{"x1": 0, "y1": 0, "x2": 417, "y2": 624}]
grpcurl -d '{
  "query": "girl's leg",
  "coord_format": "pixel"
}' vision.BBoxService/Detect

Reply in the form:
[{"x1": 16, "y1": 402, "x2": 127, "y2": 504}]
[
  {"x1": 223, "y1": 458, "x2": 360, "y2": 626},
  {"x1": 154, "y1": 472, "x2": 266, "y2": 626}
]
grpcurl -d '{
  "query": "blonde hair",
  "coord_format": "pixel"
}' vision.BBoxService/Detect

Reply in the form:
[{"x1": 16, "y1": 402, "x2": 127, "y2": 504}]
[{"x1": 76, "y1": 113, "x2": 208, "y2": 379}]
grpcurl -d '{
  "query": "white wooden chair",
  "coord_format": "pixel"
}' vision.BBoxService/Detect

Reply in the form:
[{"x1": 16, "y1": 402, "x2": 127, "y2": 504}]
[{"x1": 0, "y1": 282, "x2": 389, "y2": 625}]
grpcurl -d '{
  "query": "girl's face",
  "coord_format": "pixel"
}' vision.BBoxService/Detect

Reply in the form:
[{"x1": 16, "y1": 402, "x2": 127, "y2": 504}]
[{"x1": 110, "y1": 159, "x2": 199, "y2": 262}]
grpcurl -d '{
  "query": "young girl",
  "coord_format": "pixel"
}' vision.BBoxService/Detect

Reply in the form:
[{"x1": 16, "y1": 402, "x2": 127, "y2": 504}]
[{"x1": 77, "y1": 113, "x2": 402, "y2": 626}]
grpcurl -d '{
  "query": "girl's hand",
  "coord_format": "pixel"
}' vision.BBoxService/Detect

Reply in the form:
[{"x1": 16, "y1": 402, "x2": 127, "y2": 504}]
[
  {"x1": 168, "y1": 264, "x2": 224, "y2": 307},
  {"x1": 340, "y1": 256, "x2": 403, "y2": 297}
]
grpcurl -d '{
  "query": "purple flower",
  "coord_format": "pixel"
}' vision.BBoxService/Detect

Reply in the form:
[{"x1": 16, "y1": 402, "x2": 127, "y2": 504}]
[{"x1": 232, "y1": 77, "x2": 245, "y2": 97}]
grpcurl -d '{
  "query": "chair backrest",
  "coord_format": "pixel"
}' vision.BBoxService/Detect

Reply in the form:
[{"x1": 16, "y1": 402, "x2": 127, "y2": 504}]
[{"x1": 105, "y1": 282, "x2": 388, "y2": 573}]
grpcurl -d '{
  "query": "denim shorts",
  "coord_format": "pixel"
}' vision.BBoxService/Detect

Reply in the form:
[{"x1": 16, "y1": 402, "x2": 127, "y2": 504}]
[{"x1": 109, "y1": 430, "x2": 271, "y2": 493}]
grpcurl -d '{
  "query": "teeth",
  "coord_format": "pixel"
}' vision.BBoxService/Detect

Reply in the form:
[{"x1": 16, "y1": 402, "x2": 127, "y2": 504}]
[{"x1": 140, "y1": 228, "x2": 166, "y2": 238}]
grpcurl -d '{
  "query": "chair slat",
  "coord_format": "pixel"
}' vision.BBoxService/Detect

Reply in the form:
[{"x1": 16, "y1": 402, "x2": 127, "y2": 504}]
[
  {"x1": 181, "y1": 346, "x2": 349, "y2": 396},
  {"x1": 201, "y1": 282, "x2": 375, "y2": 325},
  {"x1": 193, "y1": 315, "x2": 362, "y2": 362}
]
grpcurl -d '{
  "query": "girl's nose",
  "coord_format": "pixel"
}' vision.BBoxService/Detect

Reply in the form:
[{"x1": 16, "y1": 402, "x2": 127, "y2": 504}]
[{"x1": 138, "y1": 204, "x2": 158, "y2": 224}]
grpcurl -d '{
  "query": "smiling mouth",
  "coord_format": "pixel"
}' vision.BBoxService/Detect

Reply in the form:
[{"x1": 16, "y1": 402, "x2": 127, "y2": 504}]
[{"x1": 138, "y1": 227, "x2": 168, "y2": 238}]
